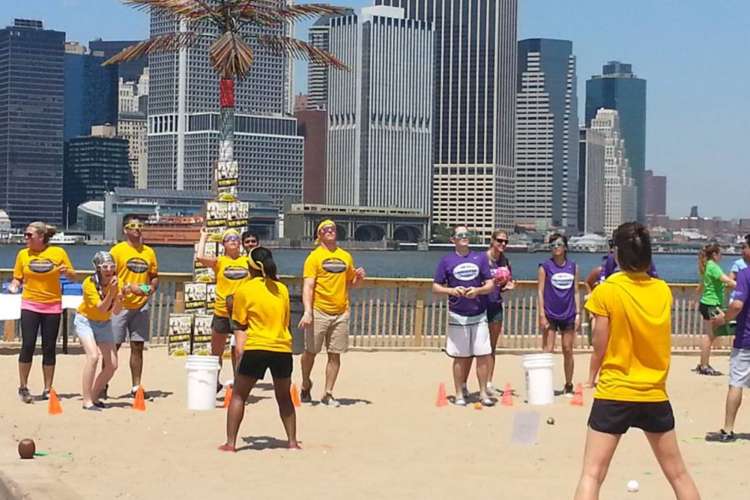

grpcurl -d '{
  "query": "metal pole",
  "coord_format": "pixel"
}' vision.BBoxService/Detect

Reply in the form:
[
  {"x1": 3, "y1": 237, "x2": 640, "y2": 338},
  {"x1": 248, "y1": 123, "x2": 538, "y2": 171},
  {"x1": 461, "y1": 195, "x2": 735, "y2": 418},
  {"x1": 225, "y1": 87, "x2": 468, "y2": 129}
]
[{"x1": 176, "y1": 18, "x2": 188, "y2": 190}]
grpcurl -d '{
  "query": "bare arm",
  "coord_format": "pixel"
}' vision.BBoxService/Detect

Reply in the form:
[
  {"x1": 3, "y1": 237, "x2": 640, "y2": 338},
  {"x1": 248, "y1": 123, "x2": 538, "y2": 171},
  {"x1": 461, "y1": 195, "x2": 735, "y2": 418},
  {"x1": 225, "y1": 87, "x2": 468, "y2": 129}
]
[
  {"x1": 297, "y1": 277, "x2": 316, "y2": 329},
  {"x1": 574, "y1": 267, "x2": 582, "y2": 330},
  {"x1": 432, "y1": 282, "x2": 460, "y2": 297},
  {"x1": 588, "y1": 314, "x2": 610, "y2": 385},
  {"x1": 724, "y1": 299, "x2": 744, "y2": 323},
  {"x1": 465, "y1": 279, "x2": 495, "y2": 298},
  {"x1": 537, "y1": 266, "x2": 549, "y2": 329},
  {"x1": 8, "y1": 278, "x2": 21, "y2": 293},
  {"x1": 584, "y1": 266, "x2": 601, "y2": 294},
  {"x1": 720, "y1": 273, "x2": 737, "y2": 288}
]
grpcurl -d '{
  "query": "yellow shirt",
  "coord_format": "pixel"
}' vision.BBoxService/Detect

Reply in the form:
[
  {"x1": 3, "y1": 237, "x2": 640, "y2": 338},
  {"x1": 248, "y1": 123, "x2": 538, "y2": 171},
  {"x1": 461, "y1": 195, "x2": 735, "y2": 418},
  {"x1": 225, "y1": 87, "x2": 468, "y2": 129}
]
[
  {"x1": 214, "y1": 255, "x2": 250, "y2": 318},
  {"x1": 232, "y1": 277, "x2": 292, "y2": 353},
  {"x1": 110, "y1": 241, "x2": 158, "y2": 310},
  {"x1": 585, "y1": 271, "x2": 672, "y2": 402},
  {"x1": 303, "y1": 245, "x2": 355, "y2": 315},
  {"x1": 77, "y1": 276, "x2": 116, "y2": 322},
  {"x1": 13, "y1": 246, "x2": 74, "y2": 304}
]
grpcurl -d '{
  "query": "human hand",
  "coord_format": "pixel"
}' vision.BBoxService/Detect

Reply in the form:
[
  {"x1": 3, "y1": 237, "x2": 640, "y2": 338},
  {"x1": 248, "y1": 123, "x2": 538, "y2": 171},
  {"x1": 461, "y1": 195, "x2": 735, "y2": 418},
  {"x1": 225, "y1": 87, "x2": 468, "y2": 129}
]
[
  {"x1": 711, "y1": 311, "x2": 726, "y2": 327},
  {"x1": 583, "y1": 380, "x2": 596, "y2": 389},
  {"x1": 298, "y1": 310, "x2": 313, "y2": 329},
  {"x1": 575, "y1": 314, "x2": 582, "y2": 332},
  {"x1": 58, "y1": 265, "x2": 68, "y2": 276},
  {"x1": 8, "y1": 281, "x2": 20, "y2": 294},
  {"x1": 130, "y1": 284, "x2": 147, "y2": 296},
  {"x1": 539, "y1": 315, "x2": 550, "y2": 330},
  {"x1": 452, "y1": 287, "x2": 467, "y2": 297},
  {"x1": 503, "y1": 281, "x2": 515, "y2": 291},
  {"x1": 465, "y1": 287, "x2": 478, "y2": 299},
  {"x1": 109, "y1": 276, "x2": 118, "y2": 288},
  {"x1": 352, "y1": 267, "x2": 366, "y2": 284}
]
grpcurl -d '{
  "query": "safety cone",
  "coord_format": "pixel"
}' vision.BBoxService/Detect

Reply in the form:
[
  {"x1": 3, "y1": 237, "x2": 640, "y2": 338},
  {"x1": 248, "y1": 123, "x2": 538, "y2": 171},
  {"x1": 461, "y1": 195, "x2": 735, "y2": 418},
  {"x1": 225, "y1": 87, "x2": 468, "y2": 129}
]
[
  {"x1": 223, "y1": 384, "x2": 233, "y2": 409},
  {"x1": 435, "y1": 383, "x2": 448, "y2": 407},
  {"x1": 571, "y1": 383, "x2": 584, "y2": 406},
  {"x1": 48, "y1": 388, "x2": 63, "y2": 415},
  {"x1": 290, "y1": 384, "x2": 301, "y2": 408},
  {"x1": 501, "y1": 383, "x2": 513, "y2": 406},
  {"x1": 133, "y1": 386, "x2": 146, "y2": 411}
]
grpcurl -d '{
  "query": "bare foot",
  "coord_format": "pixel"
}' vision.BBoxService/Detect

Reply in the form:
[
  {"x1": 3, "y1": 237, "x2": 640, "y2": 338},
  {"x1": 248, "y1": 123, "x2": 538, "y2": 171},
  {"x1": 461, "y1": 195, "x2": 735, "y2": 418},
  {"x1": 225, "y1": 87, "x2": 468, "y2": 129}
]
[
  {"x1": 218, "y1": 443, "x2": 236, "y2": 452},
  {"x1": 288, "y1": 441, "x2": 302, "y2": 450}
]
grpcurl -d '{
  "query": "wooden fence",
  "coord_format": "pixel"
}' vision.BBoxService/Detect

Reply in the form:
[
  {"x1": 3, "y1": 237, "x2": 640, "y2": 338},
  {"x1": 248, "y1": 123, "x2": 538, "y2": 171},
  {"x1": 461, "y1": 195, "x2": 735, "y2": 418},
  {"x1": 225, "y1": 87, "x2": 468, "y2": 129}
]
[{"x1": 0, "y1": 270, "x2": 729, "y2": 352}]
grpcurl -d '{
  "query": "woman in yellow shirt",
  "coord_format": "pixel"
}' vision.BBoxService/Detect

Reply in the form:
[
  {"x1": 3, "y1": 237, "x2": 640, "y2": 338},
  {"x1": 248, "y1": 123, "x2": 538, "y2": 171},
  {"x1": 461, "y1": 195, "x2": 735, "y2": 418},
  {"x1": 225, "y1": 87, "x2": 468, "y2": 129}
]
[
  {"x1": 220, "y1": 247, "x2": 299, "y2": 452},
  {"x1": 10, "y1": 222, "x2": 76, "y2": 404},
  {"x1": 196, "y1": 228, "x2": 250, "y2": 387},
  {"x1": 574, "y1": 223, "x2": 700, "y2": 500},
  {"x1": 75, "y1": 252, "x2": 123, "y2": 411}
]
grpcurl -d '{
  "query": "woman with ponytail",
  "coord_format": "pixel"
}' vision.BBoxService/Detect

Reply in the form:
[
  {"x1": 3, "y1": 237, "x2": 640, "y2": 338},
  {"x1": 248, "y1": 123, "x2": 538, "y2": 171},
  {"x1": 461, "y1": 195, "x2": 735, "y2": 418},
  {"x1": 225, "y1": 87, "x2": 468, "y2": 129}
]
[
  {"x1": 221, "y1": 247, "x2": 299, "y2": 452},
  {"x1": 10, "y1": 221, "x2": 76, "y2": 403},
  {"x1": 696, "y1": 244, "x2": 736, "y2": 376}
]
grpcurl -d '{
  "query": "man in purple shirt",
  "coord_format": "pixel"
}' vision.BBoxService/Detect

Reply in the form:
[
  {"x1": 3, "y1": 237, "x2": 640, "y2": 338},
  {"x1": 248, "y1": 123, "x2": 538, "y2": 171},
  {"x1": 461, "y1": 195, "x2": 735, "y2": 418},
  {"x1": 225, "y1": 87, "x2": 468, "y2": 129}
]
[
  {"x1": 433, "y1": 225, "x2": 495, "y2": 406},
  {"x1": 713, "y1": 266, "x2": 750, "y2": 442}
]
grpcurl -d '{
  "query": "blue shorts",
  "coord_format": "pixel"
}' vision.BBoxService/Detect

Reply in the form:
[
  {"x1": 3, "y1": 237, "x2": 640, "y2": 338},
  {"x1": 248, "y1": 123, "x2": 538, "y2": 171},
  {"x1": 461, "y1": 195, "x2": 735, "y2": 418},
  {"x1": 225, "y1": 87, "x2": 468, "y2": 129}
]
[
  {"x1": 74, "y1": 314, "x2": 115, "y2": 344},
  {"x1": 487, "y1": 303, "x2": 504, "y2": 324}
]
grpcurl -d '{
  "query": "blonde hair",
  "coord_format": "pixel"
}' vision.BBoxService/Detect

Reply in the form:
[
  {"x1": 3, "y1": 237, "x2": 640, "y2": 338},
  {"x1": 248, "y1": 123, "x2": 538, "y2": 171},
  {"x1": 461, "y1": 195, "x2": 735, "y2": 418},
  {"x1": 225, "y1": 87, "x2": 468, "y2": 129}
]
[
  {"x1": 28, "y1": 221, "x2": 57, "y2": 243},
  {"x1": 698, "y1": 243, "x2": 721, "y2": 276}
]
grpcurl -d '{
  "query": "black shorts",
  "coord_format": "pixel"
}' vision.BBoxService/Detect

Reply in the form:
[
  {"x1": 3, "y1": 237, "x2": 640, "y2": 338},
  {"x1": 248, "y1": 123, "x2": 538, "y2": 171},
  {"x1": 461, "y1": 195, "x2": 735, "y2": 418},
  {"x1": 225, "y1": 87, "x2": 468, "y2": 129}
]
[
  {"x1": 211, "y1": 315, "x2": 233, "y2": 334},
  {"x1": 238, "y1": 350, "x2": 293, "y2": 380},
  {"x1": 699, "y1": 303, "x2": 721, "y2": 321},
  {"x1": 588, "y1": 399, "x2": 675, "y2": 435},
  {"x1": 546, "y1": 316, "x2": 575, "y2": 332},
  {"x1": 487, "y1": 304, "x2": 504, "y2": 324}
]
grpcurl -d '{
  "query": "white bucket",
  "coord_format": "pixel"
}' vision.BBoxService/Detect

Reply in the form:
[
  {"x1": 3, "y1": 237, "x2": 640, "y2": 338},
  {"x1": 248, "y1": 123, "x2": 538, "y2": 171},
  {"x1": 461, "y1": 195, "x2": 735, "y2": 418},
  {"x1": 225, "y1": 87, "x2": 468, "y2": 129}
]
[
  {"x1": 522, "y1": 353, "x2": 555, "y2": 405},
  {"x1": 185, "y1": 355, "x2": 220, "y2": 411}
]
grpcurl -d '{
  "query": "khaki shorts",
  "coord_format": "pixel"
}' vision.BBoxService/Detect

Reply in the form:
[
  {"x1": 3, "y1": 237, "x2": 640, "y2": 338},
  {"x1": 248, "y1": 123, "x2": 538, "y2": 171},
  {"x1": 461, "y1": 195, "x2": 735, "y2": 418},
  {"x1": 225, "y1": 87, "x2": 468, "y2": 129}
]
[{"x1": 304, "y1": 309, "x2": 349, "y2": 354}]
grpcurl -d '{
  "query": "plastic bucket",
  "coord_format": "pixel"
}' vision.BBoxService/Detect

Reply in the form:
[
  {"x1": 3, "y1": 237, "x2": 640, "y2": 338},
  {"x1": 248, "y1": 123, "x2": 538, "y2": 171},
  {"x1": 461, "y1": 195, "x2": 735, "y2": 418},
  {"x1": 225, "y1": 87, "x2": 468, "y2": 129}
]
[
  {"x1": 522, "y1": 353, "x2": 555, "y2": 405},
  {"x1": 185, "y1": 355, "x2": 220, "y2": 410}
]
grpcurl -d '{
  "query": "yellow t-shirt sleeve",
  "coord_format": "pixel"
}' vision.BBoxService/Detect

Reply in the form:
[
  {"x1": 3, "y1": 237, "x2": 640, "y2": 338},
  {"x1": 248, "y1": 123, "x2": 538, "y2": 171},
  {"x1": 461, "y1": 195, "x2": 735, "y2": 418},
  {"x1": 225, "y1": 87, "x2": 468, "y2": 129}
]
[
  {"x1": 148, "y1": 248, "x2": 158, "y2": 277},
  {"x1": 282, "y1": 284, "x2": 291, "y2": 329},
  {"x1": 83, "y1": 278, "x2": 102, "y2": 309},
  {"x1": 60, "y1": 249, "x2": 74, "y2": 274},
  {"x1": 345, "y1": 253, "x2": 356, "y2": 282},
  {"x1": 303, "y1": 252, "x2": 318, "y2": 279},
  {"x1": 13, "y1": 251, "x2": 24, "y2": 280},
  {"x1": 585, "y1": 285, "x2": 609, "y2": 317},
  {"x1": 231, "y1": 287, "x2": 248, "y2": 329}
]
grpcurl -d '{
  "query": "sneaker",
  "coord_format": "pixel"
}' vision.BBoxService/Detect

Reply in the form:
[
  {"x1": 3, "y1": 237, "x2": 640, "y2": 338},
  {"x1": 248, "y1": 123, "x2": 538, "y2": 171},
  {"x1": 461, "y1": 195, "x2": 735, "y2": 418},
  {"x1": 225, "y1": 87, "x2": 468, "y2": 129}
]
[
  {"x1": 697, "y1": 365, "x2": 722, "y2": 376},
  {"x1": 82, "y1": 404, "x2": 102, "y2": 412},
  {"x1": 452, "y1": 397, "x2": 467, "y2": 407},
  {"x1": 216, "y1": 381, "x2": 224, "y2": 394},
  {"x1": 486, "y1": 384, "x2": 502, "y2": 397},
  {"x1": 130, "y1": 386, "x2": 140, "y2": 397},
  {"x1": 480, "y1": 397, "x2": 496, "y2": 407},
  {"x1": 563, "y1": 383, "x2": 574, "y2": 398},
  {"x1": 40, "y1": 389, "x2": 50, "y2": 401},
  {"x1": 461, "y1": 385, "x2": 470, "y2": 401},
  {"x1": 93, "y1": 401, "x2": 107, "y2": 409},
  {"x1": 320, "y1": 393, "x2": 340, "y2": 408},
  {"x1": 300, "y1": 383, "x2": 312, "y2": 404},
  {"x1": 718, "y1": 429, "x2": 736, "y2": 443},
  {"x1": 18, "y1": 387, "x2": 32, "y2": 404}
]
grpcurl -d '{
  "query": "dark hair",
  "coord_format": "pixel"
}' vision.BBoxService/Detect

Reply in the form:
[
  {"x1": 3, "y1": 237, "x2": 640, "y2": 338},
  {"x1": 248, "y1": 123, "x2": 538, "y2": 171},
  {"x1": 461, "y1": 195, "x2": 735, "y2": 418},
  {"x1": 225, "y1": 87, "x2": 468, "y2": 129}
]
[
  {"x1": 452, "y1": 224, "x2": 469, "y2": 236},
  {"x1": 248, "y1": 246, "x2": 278, "y2": 281},
  {"x1": 241, "y1": 231, "x2": 260, "y2": 243},
  {"x1": 614, "y1": 222, "x2": 652, "y2": 272},
  {"x1": 698, "y1": 243, "x2": 721, "y2": 276},
  {"x1": 122, "y1": 214, "x2": 142, "y2": 227},
  {"x1": 744, "y1": 234, "x2": 750, "y2": 247},
  {"x1": 548, "y1": 232, "x2": 568, "y2": 247}
]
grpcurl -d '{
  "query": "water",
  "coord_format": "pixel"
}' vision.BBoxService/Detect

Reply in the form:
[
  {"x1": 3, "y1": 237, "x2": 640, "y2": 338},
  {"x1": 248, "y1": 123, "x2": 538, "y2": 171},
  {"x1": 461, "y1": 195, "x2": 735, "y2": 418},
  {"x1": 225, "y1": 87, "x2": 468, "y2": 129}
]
[{"x1": 0, "y1": 244, "x2": 740, "y2": 283}]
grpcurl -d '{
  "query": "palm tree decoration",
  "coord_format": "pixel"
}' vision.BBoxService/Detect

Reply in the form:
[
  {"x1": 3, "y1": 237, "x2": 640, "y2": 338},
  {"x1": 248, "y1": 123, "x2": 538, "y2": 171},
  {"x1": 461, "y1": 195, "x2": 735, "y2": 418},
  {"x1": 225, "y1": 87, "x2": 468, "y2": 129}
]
[{"x1": 104, "y1": 0, "x2": 346, "y2": 195}]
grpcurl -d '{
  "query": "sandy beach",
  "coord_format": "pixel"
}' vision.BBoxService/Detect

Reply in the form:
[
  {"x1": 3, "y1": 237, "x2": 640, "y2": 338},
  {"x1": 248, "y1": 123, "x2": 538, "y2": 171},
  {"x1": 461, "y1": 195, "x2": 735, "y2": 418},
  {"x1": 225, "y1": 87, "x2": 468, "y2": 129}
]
[{"x1": 0, "y1": 348, "x2": 747, "y2": 500}]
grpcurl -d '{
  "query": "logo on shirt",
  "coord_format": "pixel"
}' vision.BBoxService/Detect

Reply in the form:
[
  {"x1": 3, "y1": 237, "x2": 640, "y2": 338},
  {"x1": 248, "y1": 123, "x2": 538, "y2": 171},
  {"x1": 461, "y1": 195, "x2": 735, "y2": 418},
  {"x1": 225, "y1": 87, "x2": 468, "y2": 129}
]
[
  {"x1": 126, "y1": 257, "x2": 149, "y2": 274},
  {"x1": 28, "y1": 259, "x2": 55, "y2": 274},
  {"x1": 322, "y1": 258, "x2": 347, "y2": 274},
  {"x1": 453, "y1": 262, "x2": 480, "y2": 281},
  {"x1": 551, "y1": 272, "x2": 575, "y2": 290},
  {"x1": 223, "y1": 266, "x2": 249, "y2": 280}
]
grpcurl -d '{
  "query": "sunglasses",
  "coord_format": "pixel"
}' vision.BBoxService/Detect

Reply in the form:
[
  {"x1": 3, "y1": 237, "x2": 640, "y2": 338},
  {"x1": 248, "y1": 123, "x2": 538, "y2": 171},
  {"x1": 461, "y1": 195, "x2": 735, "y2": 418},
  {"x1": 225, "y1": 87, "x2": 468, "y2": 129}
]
[
  {"x1": 23, "y1": 232, "x2": 34, "y2": 239},
  {"x1": 124, "y1": 222, "x2": 144, "y2": 230},
  {"x1": 244, "y1": 239, "x2": 258, "y2": 245},
  {"x1": 550, "y1": 241, "x2": 566, "y2": 249},
  {"x1": 224, "y1": 235, "x2": 240, "y2": 243},
  {"x1": 98, "y1": 263, "x2": 116, "y2": 271},
  {"x1": 454, "y1": 232, "x2": 470, "y2": 239},
  {"x1": 494, "y1": 238, "x2": 508, "y2": 244},
  {"x1": 320, "y1": 226, "x2": 336, "y2": 234}
]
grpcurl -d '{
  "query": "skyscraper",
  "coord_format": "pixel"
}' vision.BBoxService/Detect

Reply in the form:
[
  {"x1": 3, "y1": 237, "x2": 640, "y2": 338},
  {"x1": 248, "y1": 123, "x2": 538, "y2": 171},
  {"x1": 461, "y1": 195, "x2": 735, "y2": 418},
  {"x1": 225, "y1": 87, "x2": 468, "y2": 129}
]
[
  {"x1": 375, "y1": 0, "x2": 518, "y2": 241},
  {"x1": 0, "y1": 19, "x2": 65, "y2": 227},
  {"x1": 118, "y1": 68, "x2": 149, "y2": 188},
  {"x1": 515, "y1": 38, "x2": 578, "y2": 231},
  {"x1": 89, "y1": 39, "x2": 147, "y2": 82},
  {"x1": 306, "y1": 10, "x2": 353, "y2": 110},
  {"x1": 590, "y1": 108, "x2": 636, "y2": 234},
  {"x1": 64, "y1": 42, "x2": 119, "y2": 141},
  {"x1": 325, "y1": 6, "x2": 433, "y2": 213},
  {"x1": 147, "y1": 5, "x2": 303, "y2": 209},
  {"x1": 644, "y1": 169, "x2": 666, "y2": 216},
  {"x1": 586, "y1": 61, "x2": 646, "y2": 221},
  {"x1": 578, "y1": 127, "x2": 606, "y2": 234}
]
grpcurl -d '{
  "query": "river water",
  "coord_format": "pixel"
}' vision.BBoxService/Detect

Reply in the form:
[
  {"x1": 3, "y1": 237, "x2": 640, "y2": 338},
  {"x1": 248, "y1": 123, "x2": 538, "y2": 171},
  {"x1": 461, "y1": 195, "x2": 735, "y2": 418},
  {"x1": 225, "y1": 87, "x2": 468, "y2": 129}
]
[{"x1": 0, "y1": 244, "x2": 740, "y2": 283}]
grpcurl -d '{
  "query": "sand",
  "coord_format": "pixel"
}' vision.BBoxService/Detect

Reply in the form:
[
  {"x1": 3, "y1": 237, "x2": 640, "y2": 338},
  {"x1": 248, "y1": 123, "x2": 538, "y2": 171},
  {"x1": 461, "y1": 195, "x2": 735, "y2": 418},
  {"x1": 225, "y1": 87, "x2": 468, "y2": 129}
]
[{"x1": 0, "y1": 347, "x2": 747, "y2": 500}]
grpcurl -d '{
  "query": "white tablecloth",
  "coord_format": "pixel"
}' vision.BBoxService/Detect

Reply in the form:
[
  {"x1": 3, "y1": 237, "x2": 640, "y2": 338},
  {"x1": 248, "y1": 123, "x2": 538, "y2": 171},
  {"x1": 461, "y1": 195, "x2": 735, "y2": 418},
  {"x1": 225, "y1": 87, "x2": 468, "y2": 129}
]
[{"x1": 0, "y1": 294, "x2": 83, "y2": 321}]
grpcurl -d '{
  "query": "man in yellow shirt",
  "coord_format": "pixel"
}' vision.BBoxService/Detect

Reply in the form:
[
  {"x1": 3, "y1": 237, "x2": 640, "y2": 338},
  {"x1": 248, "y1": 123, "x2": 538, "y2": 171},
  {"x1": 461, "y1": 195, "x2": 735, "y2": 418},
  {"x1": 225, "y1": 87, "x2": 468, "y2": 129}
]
[
  {"x1": 574, "y1": 223, "x2": 699, "y2": 500},
  {"x1": 298, "y1": 220, "x2": 365, "y2": 407},
  {"x1": 110, "y1": 215, "x2": 159, "y2": 396}
]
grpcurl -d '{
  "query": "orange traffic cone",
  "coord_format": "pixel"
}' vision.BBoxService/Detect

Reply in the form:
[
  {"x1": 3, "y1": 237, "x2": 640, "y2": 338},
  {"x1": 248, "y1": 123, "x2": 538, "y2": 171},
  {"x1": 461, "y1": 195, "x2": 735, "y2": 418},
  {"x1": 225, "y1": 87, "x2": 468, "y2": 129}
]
[
  {"x1": 501, "y1": 383, "x2": 513, "y2": 406},
  {"x1": 48, "y1": 388, "x2": 62, "y2": 415},
  {"x1": 435, "y1": 383, "x2": 448, "y2": 407},
  {"x1": 571, "y1": 383, "x2": 584, "y2": 406},
  {"x1": 133, "y1": 386, "x2": 146, "y2": 411},
  {"x1": 290, "y1": 384, "x2": 301, "y2": 408},
  {"x1": 223, "y1": 384, "x2": 233, "y2": 409}
]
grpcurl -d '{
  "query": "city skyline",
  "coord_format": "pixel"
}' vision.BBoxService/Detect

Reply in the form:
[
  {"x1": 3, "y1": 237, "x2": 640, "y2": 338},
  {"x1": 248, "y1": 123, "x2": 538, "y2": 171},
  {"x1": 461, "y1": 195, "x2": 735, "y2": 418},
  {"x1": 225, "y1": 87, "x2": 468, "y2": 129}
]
[{"x1": 0, "y1": 0, "x2": 747, "y2": 219}]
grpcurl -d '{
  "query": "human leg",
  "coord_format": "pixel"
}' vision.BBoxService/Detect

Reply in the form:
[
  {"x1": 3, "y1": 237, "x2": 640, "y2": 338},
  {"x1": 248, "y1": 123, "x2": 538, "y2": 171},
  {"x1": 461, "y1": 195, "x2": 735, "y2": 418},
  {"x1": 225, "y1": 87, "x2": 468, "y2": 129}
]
[
  {"x1": 542, "y1": 324, "x2": 556, "y2": 353},
  {"x1": 574, "y1": 428, "x2": 621, "y2": 500},
  {"x1": 487, "y1": 320, "x2": 503, "y2": 390},
  {"x1": 78, "y1": 333, "x2": 100, "y2": 406},
  {"x1": 722, "y1": 386, "x2": 743, "y2": 433},
  {"x1": 644, "y1": 431, "x2": 701, "y2": 500},
  {"x1": 222, "y1": 372, "x2": 257, "y2": 451},
  {"x1": 39, "y1": 313, "x2": 61, "y2": 392},
  {"x1": 561, "y1": 329, "x2": 576, "y2": 387},
  {"x1": 452, "y1": 357, "x2": 471, "y2": 402},
  {"x1": 130, "y1": 341, "x2": 144, "y2": 388},
  {"x1": 18, "y1": 309, "x2": 41, "y2": 392},
  {"x1": 92, "y1": 343, "x2": 118, "y2": 403}
]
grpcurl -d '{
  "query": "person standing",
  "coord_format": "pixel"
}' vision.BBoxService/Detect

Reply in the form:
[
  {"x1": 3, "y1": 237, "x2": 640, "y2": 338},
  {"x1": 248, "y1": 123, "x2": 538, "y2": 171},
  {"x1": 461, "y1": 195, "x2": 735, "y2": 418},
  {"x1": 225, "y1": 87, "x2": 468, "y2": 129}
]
[
  {"x1": 729, "y1": 234, "x2": 750, "y2": 281},
  {"x1": 485, "y1": 229, "x2": 514, "y2": 396},
  {"x1": 241, "y1": 231, "x2": 260, "y2": 254},
  {"x1": 10, "y1": 222, "x2": 76, "y2": 403},
  {"x1": 696, "y1": 244, "x2": 735, "y2": 376},
  {"x1": 298, "y1": 220, "x2": 365, "y2": 407},
  {"x1": 575, "y1": 223, "x2": 700, "y2": 500},
  {"x1": 433, "y1": 225, "x2": 495, "y2": 406},
  {"x1": 538, "y1": 233, "x2": 580, "y2": 397},
  {"x1": 712, "y1": 263, "x2": 750, "y2": 442},
  {"x1": 75, "y1": 252, "x2": 122, "y2": 410},
  {"x1": 221, "y1": 247, "x2": 299, "y2": 451},
  {"x1": 110, "y1": 215, "x2": 159, "y2": 396}
]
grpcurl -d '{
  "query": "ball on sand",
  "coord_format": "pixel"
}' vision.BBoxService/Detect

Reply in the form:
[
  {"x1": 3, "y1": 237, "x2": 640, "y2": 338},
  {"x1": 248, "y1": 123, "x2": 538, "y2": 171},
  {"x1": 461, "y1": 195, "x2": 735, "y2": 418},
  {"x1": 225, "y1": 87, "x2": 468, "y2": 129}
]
[
  {"x1": 627, "y1": 479, "x2": 639, "y2": 492},
  {"x1": 546, "y1": 417, "x2": 555, "y2": 425},
  {"x1": 18, "y1": 439, "x2": 35, "y2": 459}
]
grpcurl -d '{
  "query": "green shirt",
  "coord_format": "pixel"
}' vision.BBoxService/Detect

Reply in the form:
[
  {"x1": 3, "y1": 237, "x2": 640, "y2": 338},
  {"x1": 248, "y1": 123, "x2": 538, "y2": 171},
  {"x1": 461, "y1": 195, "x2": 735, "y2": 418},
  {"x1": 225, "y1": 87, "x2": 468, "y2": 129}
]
[{"x1": 701, "y1": 260, "x2": 725, "y2": 306}]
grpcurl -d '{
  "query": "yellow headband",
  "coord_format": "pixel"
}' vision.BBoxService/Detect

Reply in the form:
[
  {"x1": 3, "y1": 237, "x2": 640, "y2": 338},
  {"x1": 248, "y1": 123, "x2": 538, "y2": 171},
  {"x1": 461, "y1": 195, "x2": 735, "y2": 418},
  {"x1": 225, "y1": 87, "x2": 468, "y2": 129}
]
[
  {"x1": 247, "y1": 247, "x2": 265, "y2": 277},
  {"x1": 315, "y1": 219, "x2": 336, "y2": 244}
]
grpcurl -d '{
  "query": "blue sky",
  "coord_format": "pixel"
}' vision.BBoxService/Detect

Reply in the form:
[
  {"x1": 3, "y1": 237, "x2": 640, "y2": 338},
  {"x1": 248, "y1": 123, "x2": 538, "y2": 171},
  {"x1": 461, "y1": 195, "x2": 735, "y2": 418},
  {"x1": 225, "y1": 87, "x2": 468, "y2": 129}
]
[{"x1": 2, "y1": 0, "x2": 747, "y2": 219}]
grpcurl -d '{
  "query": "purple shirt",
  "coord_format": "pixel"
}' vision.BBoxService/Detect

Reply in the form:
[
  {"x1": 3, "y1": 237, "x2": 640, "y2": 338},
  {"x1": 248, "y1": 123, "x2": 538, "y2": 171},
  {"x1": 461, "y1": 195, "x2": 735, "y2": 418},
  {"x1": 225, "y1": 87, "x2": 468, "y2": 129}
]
[
  {"x1": 599, "y1": 254, "x2": 658, "y2": 283},
  {"x1": 541, "y1": 258, "x2": 577, "y2": 321},
  {"x1": 487, "y1": 253, "x2": 512, "y2": 305},
  {"x1": 434, "y1": 251, "x2": 492, "y2": 316},
  {"x1": 732, "y1": 267, "x2": 750, "y2": 349}
]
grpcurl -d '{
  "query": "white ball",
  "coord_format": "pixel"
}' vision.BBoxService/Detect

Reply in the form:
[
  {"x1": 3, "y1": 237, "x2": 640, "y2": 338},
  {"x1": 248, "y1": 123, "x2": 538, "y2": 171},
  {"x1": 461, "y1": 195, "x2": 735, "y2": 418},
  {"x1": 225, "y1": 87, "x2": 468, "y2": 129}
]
[{"x1": 627, "y1": 480, "x2": 639, "y2": 492}]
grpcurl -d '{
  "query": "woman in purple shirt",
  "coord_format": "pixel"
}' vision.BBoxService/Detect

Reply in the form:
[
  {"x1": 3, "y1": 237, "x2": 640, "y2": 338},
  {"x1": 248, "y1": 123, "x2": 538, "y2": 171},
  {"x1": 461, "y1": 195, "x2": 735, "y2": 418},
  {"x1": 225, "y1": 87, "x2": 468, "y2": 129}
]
[{"x1": 537, "y1": 233, "x2": 581, "y2": 397}]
